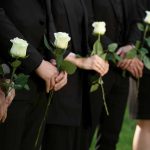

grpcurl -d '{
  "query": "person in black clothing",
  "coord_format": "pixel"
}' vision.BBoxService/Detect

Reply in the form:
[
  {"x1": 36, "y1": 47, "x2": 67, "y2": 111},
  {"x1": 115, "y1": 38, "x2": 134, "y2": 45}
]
[
  {"x1": 42, "y1": 0, "x2": 109, "y2": 150},
  {"x1": 0, "y1": 0, "x2": 68, "y2": 150},
  {"x1": 132, "y1": 0, "x2": 150, "y2": 149},
  {"x1": 84, "y1": 0, "x2": 144, "y2": 149}
]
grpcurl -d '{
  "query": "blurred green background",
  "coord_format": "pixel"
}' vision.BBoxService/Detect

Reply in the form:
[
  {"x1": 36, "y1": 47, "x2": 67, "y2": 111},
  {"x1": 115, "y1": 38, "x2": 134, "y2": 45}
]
[{"x1": 117, "y1": 109, "x2": 136, "y2": 150}]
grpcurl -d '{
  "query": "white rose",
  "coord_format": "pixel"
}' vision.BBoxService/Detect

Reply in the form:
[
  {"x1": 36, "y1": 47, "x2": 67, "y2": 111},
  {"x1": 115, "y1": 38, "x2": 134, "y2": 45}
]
[
  {"x1": 10, "y1": 37, "x2": 28, "y2": 58},
  {"x1": 144, "y1": 11, "x2": 150, "y2": 24},
  {"x1": 54, "y1": 32, "x2": 71, "y2": 49},
  {"x1": 92, "y1": 21, "x2": 106, "y2": 35}
]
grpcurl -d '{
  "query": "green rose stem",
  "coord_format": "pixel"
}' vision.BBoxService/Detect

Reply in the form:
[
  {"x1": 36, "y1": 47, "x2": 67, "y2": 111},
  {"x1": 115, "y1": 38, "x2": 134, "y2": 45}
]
[
  {"x1": 91, "y1": 34, "x2": 109, "y2": 116},
  {"x1": 35, "y1": 91, "x2": 54, "y2": 148},
  {"x1": 6, "y1": 68, "x2": 16, "y2": 96},
  {"x1": 7, "y1": 58, "x2": 21, "y2": 95},
  {"x1": 35, "y1": 49, "x2": 64, "y2": 148},
  {"x1": 99, "y1": 77, "x2": 109, "y2": 115},
  {"x1": 97, "y1": 35, "x2": 109, "y2": 116},
  {"x1": 98, "y1": 36, "x2": 107, "y2": 115},
  {"x1": 35, "y1": 33, "x2": 76, "y2": 148},
  {"x1": 143, "y1": 24, "x2": 149, "y2": 45},
  {"x1": 35, "y1": 32, "x2": 76, "y2": 148},
  {"x1": 5, "y1": 59, "x2": 20, "y2": 97}
]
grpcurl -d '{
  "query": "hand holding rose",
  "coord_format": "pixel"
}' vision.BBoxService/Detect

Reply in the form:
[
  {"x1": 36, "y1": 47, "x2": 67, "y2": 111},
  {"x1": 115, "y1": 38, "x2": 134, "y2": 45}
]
[
  {"x1": 65, "y1": 53, "x2": 109, "y2": 76},
  {"x1": 35, "y1": 60, "x2": 59, "y2": 93},
  {"x1": 125, "y1": 58, "x2": 144, "y2": 78},
  {"x1": 117, "y1": 45, "x2": 144, "y2": 78},
  {"x1": 117, "y1": 44, "x2": 135, "y2": 70},
  {"x1": 0, "y1": 88, "x2": 15, "y2": 123}
]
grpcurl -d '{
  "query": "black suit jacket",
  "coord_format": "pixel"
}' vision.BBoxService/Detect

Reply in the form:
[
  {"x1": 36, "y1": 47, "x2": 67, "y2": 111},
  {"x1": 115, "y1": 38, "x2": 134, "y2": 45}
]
[
  {"x1": 0, "y1": 0, "x2": 53, "y2": 101},
  {"x1": 85, "y1": 0, "x2": 140, "y2": 47},
  {"x1": 137, "y1": 0, "x2": 150, "y2": 16},
  {"x1": 46, "y1": 0, "x2": 91, "y2": 126}
]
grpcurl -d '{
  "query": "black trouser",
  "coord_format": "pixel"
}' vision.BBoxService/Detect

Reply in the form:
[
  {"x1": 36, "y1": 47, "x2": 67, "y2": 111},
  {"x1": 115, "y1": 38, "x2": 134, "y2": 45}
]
[
  {"x1": 89, "y1": 68, "x2": 129, "y2": 150},
  {"x1": 0, "y1": 92, "x2": 47, "y2": 150},
  {"x1": 42, "y1": 124, "x2": 89, "y2": 150}
]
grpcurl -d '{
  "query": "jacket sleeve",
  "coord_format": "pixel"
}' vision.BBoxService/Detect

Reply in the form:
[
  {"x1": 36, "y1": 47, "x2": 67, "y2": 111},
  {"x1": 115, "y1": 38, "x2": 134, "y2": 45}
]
[{"x1": 0, "y1": 7, "x2": 43, "y2": 74}]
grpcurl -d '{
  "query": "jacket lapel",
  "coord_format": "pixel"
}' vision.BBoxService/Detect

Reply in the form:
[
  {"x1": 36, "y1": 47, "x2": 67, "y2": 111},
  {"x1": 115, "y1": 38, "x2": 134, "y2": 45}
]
[
  {"x1": 62, "y1": 0, "x2": 88, "y2": 53},
  {"x1": 62, "y1": 0, "x2": 78, "y2": 51}
]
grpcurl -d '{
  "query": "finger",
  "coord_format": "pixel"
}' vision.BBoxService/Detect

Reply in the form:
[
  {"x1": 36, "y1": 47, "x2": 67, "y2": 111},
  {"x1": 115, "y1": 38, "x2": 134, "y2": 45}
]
[
  {"x1": 117, "y1": 61, "x2": 126, "y2": 68},
  {"x1": 0, "y1": 90, "x2": 5, "y2": 104},
  {"x1": 116, "y1": 48, "x2": 123, "y2": 55},
  {"x1": 101, "y1": 63, "x2": 109, "y2": 76},
  {"x1": 136, "y1": 58, "x2": 144, "y2": 68},
  {"x1": 122, "y1": 60, "x2": 132, "y2": 70},
  {"x1": 95, "y1": 58, "x2": 106, "y2": 73},
  {"x1": 117, "y1": 49, "x2": 126, "y2": 58},
  {"x1": 118, "y1": 59, "x2": 131, "y2": 69},
  {"x1": 45, "y1": 79, "x2": 50, "y2": 93},
  {"x1": 101, "y1": 72, "x2": 105, "y2": 77},
  {"x1": 132, "y1": 60, "x2": 143, "y2": 78},
  {"x1": 117, "y1": 59, "x2": 127, "y2": 68},
  {"x1": 55, "y1": 72, "x2": 65, "y2": 83},
  {"x1": 128, "y1": 67, "x2": 136, "y2": 78},
  {"x1": 93, "y1": 65, "x2": 104, "y2": 75},
  {"x1": 2, "y1": 111, "x2": 7, "y2": 123},
  {"x1": 136, "y1": 64, "x2": 143, "y2": 78},
  {"x1": 117, "y1": 61, "x2": 122, "y2": 67},
  {"x1": 131, "y1": 66, "x2": 139, "y2": 78},
  {"x1": 49, "y1": 76, "x2": 55, "y2": 91},
  {"x1": 5, "y1": 90, "x2": 15, "y2": 106},
  {"x1": 50, "y1": 59, "x2": 56, "y2": 66},
  {"x1": 55, "y1": 79, "x2": 67, "y2": 91},
  {"x1": 0, "y1": 107, "x2": 5, "y2": 122},
  {"x1": 0, "y1": 111, "x2": 3, "y2": 122},
  {"x1": 93, "y1": 55, "x2": 106, "y2": 72},
  {"x1": 104, "y1": 63, "x2": 109, "y2": 75},
  {"x1": 54, "y1": 73, "x2": 67, "y2": 91}
]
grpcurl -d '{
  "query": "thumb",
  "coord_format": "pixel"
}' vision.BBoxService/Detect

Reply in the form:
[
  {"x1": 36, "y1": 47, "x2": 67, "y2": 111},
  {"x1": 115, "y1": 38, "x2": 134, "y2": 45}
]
[
  {"x1": 50, "y1": 59, "x2": 56, "y2": 66},
  {"x1": 45, "y1": 80, "x2": 50, "y2": 93},
  {"x1": 116, "y1": 48, "x2": 123, "y2": 55}
]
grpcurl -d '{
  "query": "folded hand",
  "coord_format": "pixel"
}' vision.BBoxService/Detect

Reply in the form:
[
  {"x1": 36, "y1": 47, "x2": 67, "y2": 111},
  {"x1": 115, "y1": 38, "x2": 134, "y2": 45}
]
[{"x1": 0, "y1": 88, "x2": 15, "y2": 123}]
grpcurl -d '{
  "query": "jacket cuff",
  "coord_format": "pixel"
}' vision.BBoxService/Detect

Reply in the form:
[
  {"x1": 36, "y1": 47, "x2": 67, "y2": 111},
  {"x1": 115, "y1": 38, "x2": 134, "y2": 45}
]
[{"x1": 21, "y1": 44, "x2": 43, "y2": 74}]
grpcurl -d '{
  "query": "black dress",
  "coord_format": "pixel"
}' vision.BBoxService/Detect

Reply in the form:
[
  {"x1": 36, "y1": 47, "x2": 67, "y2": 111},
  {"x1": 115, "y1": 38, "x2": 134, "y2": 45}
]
[
  {"x1": 42, "y1": 0, "x2": 90, "y2": 149},
  {"x1": 133, "y1": 0, "x2": 150, "y2": 119}
]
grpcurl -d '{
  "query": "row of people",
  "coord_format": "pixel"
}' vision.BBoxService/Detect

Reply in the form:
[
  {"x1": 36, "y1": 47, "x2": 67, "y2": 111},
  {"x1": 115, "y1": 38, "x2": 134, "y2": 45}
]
[{"x1": 0, "y1": 0, "x2": 148, "y2": 150}]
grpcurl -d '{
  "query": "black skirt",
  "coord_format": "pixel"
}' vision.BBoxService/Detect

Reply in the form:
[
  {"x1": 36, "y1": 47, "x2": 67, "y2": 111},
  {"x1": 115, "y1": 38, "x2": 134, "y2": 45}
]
[{"x1": 135, "y1": 74, "x2": 150, "y2": 119}]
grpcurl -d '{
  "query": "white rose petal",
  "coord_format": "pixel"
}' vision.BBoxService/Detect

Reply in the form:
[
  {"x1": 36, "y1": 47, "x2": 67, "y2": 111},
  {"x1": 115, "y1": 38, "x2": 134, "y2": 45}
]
[
  {"x1": 92, "y1": 21, "x2": 106, "y2": 35},
  {"x1": 144, "y1": 11, "x2": 150, "y2": 24},
  {"x1": 54, "y1": 32, "x2": 71, "y2": 49},
  {"x1": 10, "y1": 37, "x2": 28, "y2": 58}
]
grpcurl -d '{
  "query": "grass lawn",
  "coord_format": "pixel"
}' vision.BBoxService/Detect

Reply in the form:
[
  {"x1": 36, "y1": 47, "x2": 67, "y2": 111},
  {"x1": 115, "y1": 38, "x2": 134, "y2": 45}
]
[{"x1": 117, "y1": 109, "x2": 136, "y2": 150}]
